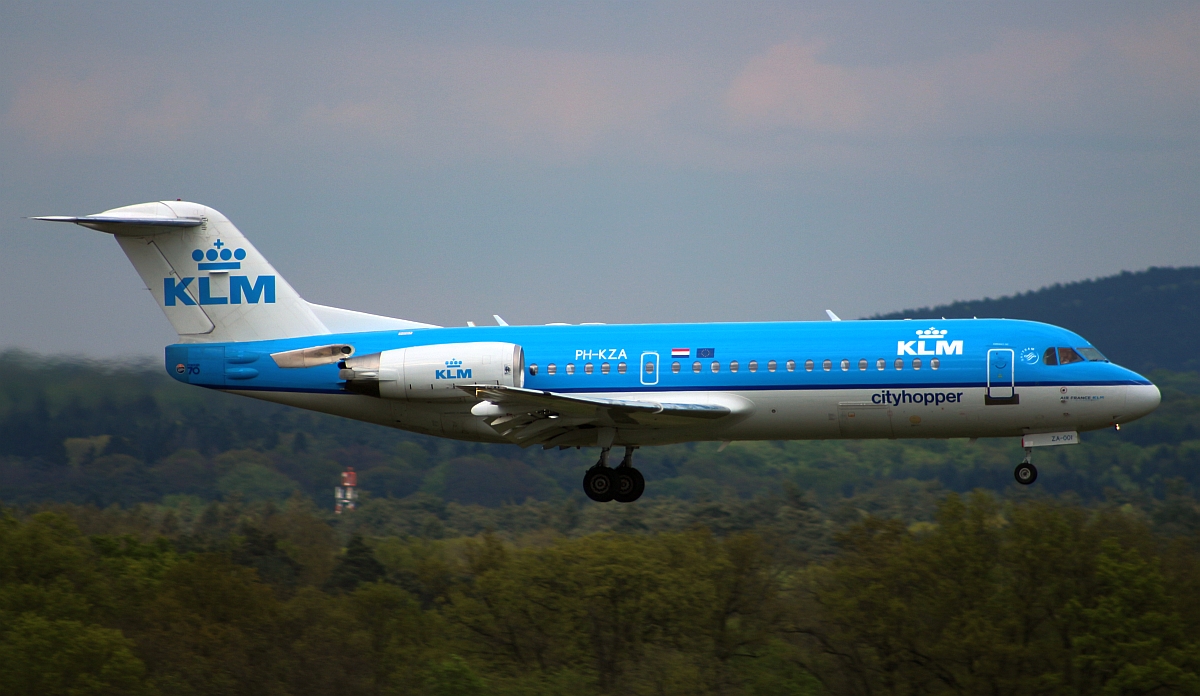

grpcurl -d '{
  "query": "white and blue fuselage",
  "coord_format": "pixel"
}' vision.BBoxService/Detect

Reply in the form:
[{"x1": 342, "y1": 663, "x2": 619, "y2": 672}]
[{"x1": 165, "y1": 319, "x2": 1159, "y2": 446}]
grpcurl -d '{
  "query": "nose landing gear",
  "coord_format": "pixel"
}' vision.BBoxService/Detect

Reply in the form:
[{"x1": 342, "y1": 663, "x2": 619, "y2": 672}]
[
  {"x1": 583, "y1": 446, "x2": 644, "y2": 503},
  {"x1": 1014, "y1": 447, "x2": 1038, "y2": 485}
]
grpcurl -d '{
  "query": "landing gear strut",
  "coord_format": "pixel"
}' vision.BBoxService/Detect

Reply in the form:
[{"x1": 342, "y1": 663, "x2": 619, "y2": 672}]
[
  {"x1": 1014, "y1": 447, "x2": 1038, "y2": 485},
  {"x1": 583, "y1": 446, "x2": 644, "y2": 503}
]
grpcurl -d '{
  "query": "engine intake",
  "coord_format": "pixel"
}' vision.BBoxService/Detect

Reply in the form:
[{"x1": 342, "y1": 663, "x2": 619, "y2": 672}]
[{"x1": 339, "y1": 342, "x2": 524, "y2": 400}]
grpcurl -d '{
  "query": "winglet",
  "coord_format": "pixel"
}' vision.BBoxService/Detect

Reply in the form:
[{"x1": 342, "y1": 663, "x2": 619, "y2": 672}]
[
  {"x1": 493, "y1": 314, "x2": 509, "y2": 326},
  {"x1": 825, "y1": 309, "x2": 842, "y2": 322}
]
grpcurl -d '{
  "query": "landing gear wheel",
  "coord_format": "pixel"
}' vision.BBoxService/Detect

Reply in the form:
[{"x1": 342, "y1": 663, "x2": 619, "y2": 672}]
[
  {"x1": 1014, "y1": 462, "x2": 1038, "y2": 485},
  {"x1": 583, "y1": 467, "x2": 616, "y2": 502},
  {"x1": 613, "y1": 468, "x2": 645, "y2": 503}
]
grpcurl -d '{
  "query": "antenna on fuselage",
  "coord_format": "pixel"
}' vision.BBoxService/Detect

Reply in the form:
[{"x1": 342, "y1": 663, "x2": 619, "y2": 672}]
[{"x1": 825, "y1": 309, "x2": 841, "y2": 321}]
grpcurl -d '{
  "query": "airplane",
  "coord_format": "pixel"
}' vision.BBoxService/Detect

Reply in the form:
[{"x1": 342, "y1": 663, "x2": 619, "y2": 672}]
[{"x1": 34, "y1": 201, "x2": 1162, "y2": 502}]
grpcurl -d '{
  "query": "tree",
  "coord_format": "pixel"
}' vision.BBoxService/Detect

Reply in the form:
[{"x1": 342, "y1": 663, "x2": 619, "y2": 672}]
[
  {"x1": 324, "y1": 535, "x2": 385, "y2": 593},
  {"x1": 1071, "y1": 539, "x2": 1200, "y2": 694},
  {"x1": 0, "y1": 613, "x2": 147, "y2": 696}
]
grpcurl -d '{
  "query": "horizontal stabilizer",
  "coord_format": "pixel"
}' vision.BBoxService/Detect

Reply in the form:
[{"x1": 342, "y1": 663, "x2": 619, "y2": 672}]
[{"x1": 33, "y1": 215, "x2": 203, "y2": 235}]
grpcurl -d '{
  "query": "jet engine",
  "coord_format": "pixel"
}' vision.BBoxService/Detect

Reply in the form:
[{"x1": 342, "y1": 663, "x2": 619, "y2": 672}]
[{"x1": 338, "y1": 342, "x2": 524, "y2": 400}]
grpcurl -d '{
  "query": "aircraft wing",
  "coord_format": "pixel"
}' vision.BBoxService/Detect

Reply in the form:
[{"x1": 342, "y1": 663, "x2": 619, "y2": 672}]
[{"x1": 458, "y1": 384, "x2": 732, "y2": 448}]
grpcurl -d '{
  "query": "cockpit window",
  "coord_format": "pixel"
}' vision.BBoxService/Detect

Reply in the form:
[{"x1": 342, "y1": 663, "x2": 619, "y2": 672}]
[
  {"x1": 1057, "y1": 347, "x2": 1085, "y2": 365},
  {"x1": 1042, "y1": 348, "x2": 1058, "y2": 366},
  {"x1": 1077, "y1": 347, "x2": 1108, "y2": 362}
]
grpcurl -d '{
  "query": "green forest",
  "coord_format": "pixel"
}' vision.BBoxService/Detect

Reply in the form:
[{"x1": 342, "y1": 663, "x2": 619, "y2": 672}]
[{"x1": 4, "y1": 349, "x2": 1200, "y2": 694}]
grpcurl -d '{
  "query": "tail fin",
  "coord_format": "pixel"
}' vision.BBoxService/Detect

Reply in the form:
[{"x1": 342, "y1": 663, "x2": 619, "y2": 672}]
[{"x1": 37, "y1": 201, "x2": 329, "y2": 342}]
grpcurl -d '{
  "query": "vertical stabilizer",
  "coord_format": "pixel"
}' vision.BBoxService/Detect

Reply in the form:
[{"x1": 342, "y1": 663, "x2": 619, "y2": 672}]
[{"x1": 37, "y1": 201, "x2": 329, "y2": 342}]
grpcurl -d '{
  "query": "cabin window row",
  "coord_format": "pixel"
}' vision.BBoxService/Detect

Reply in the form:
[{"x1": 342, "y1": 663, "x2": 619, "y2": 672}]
[
  {"x1": 526, "y1": 357, "x2": 940, "y2": 376},
  {"x1": 800, "y1": 357, "x2": 941, "y2": 372}
]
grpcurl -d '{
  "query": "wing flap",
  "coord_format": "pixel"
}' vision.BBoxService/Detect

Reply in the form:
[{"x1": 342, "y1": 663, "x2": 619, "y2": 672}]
[
  {"x1": 458, "y1": 384, "x2": 733, "y2": 446},
  {"x1": 461, "y1": 385, "x2": 731, "y2": 419}
]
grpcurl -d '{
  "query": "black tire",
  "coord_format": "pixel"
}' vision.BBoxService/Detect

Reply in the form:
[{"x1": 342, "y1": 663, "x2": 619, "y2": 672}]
[
  {"x1": 613, "y1": 467, "x2": 645, "y2": 503},
  {"x1": 1014, "y1": 462, "x2": 1038, "y2": 485},
  {"x1": 583, "y1": 467, "x2": 616, "y2": 502}
]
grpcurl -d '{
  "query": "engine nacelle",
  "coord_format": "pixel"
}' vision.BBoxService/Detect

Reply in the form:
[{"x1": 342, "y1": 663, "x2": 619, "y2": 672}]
[{"x1": 339, "y1": 342, "x2": 524, "y2": 400}]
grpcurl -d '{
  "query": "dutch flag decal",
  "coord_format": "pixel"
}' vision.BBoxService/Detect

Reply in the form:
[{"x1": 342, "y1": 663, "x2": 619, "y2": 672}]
[{"x1": 671, "y1": 348, "x2": 690, "y2": 358}]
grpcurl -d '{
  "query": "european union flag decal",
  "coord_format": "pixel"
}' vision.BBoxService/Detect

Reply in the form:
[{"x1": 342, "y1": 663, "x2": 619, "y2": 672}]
[{"x1": 697, "y1": 348, "x2": 715, "y2": 358}]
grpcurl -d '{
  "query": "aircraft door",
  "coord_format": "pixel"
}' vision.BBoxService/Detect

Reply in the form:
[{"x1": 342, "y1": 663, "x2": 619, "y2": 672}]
[
  {"x1": 986, "y1": 348, "x2": 1015, "y2": 402},
  {"x1": 640, "y1": 351, "x2": 659, "y2": 386}
]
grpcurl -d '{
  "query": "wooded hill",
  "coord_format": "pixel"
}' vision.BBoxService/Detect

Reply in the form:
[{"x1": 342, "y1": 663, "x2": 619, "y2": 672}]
[{"x1": 873, "y1": 266, "x2": 1200, "y2": 372}]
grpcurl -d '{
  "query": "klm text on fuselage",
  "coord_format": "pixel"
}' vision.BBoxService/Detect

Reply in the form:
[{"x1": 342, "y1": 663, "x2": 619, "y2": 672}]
[
  {"x1": 164, "y1": 276, "x2": 276, "y2": 306},
  {"x1": 896, "y1": 340, "x2": 963, "y2": 356}
]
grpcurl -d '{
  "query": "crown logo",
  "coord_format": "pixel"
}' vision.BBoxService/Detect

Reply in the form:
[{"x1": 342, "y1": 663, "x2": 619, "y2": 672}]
[
  {"x1": 916, "y1": 327, "x2": 948, "y2": 339},
  {"x1": 445, "y1": 359, "x2": 463, "y2": 368},
  {"x1": 192, "y1": 239, "x2": 246, "y2": 270}
]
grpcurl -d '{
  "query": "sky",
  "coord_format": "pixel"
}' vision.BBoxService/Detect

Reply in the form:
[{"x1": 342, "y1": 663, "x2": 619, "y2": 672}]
[{"x1": 2, "y1": 1, "x2": 1198, "y2": 357}]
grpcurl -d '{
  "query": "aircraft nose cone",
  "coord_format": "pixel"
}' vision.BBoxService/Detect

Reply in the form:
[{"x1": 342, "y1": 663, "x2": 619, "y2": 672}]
[{"x1": 1124, "y1": 383, "x2": 1161, "y2": 421}]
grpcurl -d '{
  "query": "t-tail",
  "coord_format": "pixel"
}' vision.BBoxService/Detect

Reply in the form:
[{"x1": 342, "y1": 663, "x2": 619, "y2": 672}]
[{"x1": 34, "y1": 201, "x2": 434, "y2": 342}]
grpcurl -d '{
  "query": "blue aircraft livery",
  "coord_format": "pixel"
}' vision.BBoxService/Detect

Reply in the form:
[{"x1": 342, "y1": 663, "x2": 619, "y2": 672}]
[{"x1": 36, "y1": 201, "x2": 1162, "y2": 502}]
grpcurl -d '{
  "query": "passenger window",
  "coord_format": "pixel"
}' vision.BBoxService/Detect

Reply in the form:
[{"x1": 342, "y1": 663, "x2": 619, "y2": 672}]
[
  {"x1": 729, "y1": 360, "x2": 739, "y2": 373},
  {"x1": 931, "y1": 358, "x2": 940, "y2": 370},
  {"x1": 671, "y1": 361, "x2": 681, "y2": 373},
  {"x1": 566, "y1": 363, "x2": 575, "y2": 375},
  {"x1": 805, "y1": 359, "x2": 814, "y2": 372},
  {"x1": 840, "y1": 359, "x2": 849, "y2": 371},
  {"x1": 601, "y1": 362, "x2": 611, "y2": 375},
  {"x1": 584, "y1": 363, "x2": 594, "y2": 375},
  {"x1": 711, "y1": 361, "x2": 720, "y2": 373},
  {"x1": 786, "y1": 360, "x2": 796, "y2": 372},
  {"x1": 1042, "y1": 348, "x2": 1058, "y2": 365},
  {"x1": 644, "y1": 361, "x2": 655, "y2": 374},
  {"x1": 912, "y1": 358, "x2": 921, "y2": 370},
  {"x1": 618, "y1": 362, "x2": 627, "y2": 374},
  {"x1": 877, "y1": 358, "x2": 885, "y2": 371},
  {"x1": 822, "y1": 359, "x2": 832, "y2": 371},
  {"x1": 749, "y1": 360, "x2": 758, "y2": 372},
  {"x1": 693, "y1": 361, "x2": 702, "y2": 373},
  {"x1": 768, "y1": 360, "x2": 777, "y2": 372},
  {"x1": 894, "y1": 358, "x2": 903, "y2": 370},
  {"x1": 547, "y1": 363, "x2": 557, "y2": 375},
  {"x1": 529, "y1": 364, "x2": 539, "y2": 376},
  {"x1": 1058, "y1": 347, "x2": 1084, "y2": 365}
]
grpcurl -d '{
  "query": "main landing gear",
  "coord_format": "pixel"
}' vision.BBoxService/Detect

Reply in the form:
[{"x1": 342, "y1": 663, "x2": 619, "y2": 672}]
[
  {"x1": 1014, "y1": 447, "x2": 1038, "y2": 485},
  {"x1": 583, "y1": 446, "x2": 645, "y2": 503}
]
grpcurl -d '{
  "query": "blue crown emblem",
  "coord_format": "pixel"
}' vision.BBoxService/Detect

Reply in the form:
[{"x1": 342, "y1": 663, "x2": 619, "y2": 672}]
[
  {"x1": 445, "y1": 359, "x2": 462, "y2": 368},
  {"x1": 192, "y1": 239, "x2": 246, "y2": 270}
]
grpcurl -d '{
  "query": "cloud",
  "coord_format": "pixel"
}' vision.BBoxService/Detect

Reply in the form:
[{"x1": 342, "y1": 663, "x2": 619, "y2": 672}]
[
  {"x1": 3, "y1": 42, "x2": 693, "y2": 162},
  {"x1": 726, "y1": 42, "x2": 877, "y2": 131},
  {"x1": 3, "y1": 6, "x2": 1196, "y2": 171},
  {"x1": 725, "y1": 11, "x2": 1200, "y2": 141}
]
